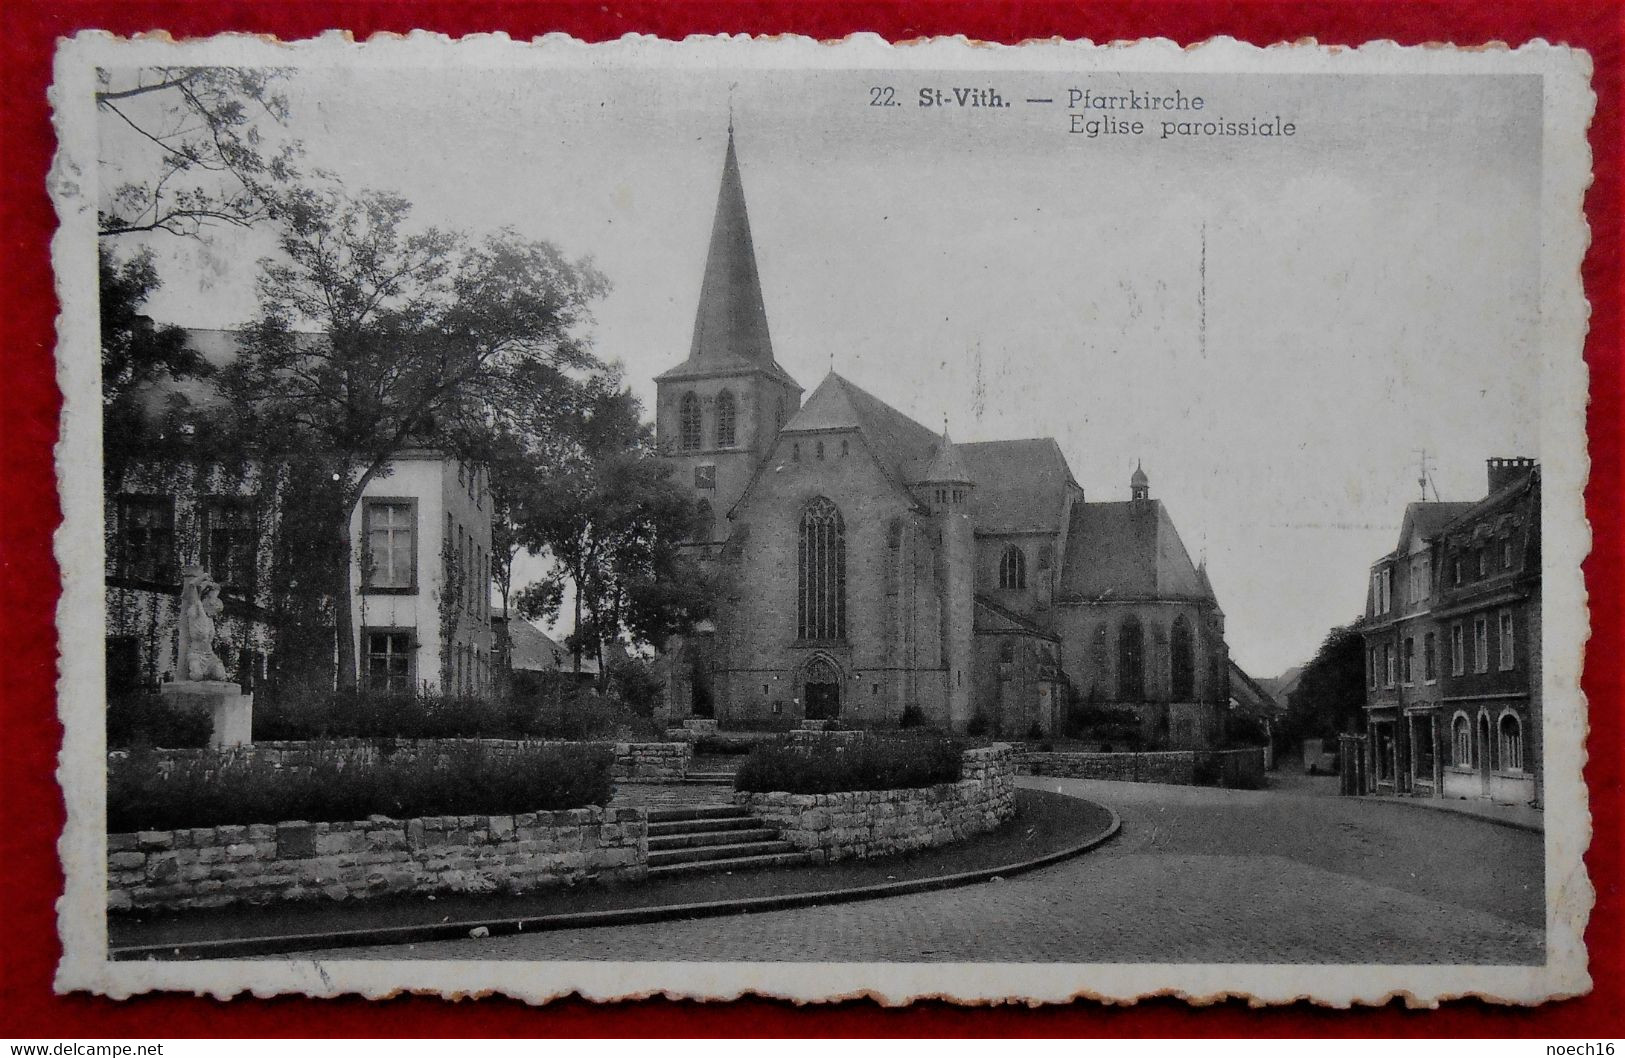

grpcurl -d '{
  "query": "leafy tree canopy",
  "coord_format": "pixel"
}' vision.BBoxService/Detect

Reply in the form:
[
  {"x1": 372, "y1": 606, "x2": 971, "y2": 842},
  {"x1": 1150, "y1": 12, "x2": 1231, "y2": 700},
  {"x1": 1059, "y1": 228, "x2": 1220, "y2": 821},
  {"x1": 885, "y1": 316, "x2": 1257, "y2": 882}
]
[{"x1": 97, "y1": 66, "x2": 302, "y2": 238}]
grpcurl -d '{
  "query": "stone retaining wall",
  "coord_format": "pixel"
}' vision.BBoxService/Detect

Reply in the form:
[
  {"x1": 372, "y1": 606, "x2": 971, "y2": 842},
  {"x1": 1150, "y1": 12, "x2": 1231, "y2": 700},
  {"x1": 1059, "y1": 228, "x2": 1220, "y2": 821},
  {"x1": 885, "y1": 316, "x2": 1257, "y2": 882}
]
[
  {"x1": 110, "y1": 738, "x2": 690, "y2": 783},
  {"x1": 107, "y1": 806, "x2": 648, "y2": 912},
  {"x1": 1015, "y1": 746, "x2": 1266, "y2": 788},
  {"x1": 733, "y1": 745, "x2": 1016, "y2": 862}
]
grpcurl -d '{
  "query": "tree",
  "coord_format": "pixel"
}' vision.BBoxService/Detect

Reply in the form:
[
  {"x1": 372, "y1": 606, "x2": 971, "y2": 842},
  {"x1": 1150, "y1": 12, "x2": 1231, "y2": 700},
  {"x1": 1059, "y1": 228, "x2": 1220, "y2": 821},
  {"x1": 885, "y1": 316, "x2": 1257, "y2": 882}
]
[
  {"x1": 99, "y1": 246, "x2": 214, "y2": 478},
  {"x1": 512, "y1": 380, "x2": 712, "y2": 682},
  {"x1": 1285, "y1": 623, "x2": 1367, "y2": 744},
  {"x1": 97, "y1": 67, "x2": 300, "y2": 238},
  {"x1": 223, "y1": 183, "x2": 608, "y2": 688}
]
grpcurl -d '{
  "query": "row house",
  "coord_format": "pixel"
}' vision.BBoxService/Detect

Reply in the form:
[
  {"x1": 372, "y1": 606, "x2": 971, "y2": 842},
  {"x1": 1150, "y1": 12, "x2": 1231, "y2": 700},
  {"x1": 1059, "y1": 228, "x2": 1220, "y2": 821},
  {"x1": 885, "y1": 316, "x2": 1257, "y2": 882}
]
[
  {"x1": 1358, "y1": 458, "x2": 1542, "y2": 806},
  {"x1": 106, "y1": 329, "x2": 495, "y2": 700}
]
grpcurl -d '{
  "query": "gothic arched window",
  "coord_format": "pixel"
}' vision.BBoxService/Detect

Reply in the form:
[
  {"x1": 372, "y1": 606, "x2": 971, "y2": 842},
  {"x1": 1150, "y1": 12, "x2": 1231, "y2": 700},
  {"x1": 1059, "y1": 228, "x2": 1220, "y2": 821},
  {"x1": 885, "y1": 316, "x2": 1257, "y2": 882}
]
[
  {"x1": 1118, "y1": 615, "x2": 1145, "y2": 701},
  {"x1": 798, "y1": 497, "x2": 846, "y2": 641},
  {"x1": 679, "y1": 392, "x2": 702, "y2": 451},
  {"x1": 715, "y1": 390, "x2": 737, "y2": 448},
  {"x1": 998, "y1": 545, "x2": 1027, "y2": 589},
  {"x1": 1171, "y1": 614, "x2": 1195, "y2": 700}
]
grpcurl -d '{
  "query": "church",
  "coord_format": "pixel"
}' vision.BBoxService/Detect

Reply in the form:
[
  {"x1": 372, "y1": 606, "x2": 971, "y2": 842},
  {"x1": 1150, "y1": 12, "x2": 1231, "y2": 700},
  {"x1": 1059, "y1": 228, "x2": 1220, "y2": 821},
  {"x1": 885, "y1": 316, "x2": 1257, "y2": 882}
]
[{"x1": 658, "y1": 130, "x2": 1232, "y2": 747}]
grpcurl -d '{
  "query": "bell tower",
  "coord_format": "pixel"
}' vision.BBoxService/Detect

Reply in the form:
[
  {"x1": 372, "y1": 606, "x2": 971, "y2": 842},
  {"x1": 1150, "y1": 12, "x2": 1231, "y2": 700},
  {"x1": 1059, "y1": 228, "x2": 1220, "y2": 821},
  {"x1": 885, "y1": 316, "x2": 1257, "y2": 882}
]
[{"x1": 655, "y1": 126, "x2": 802, "y2": 545}]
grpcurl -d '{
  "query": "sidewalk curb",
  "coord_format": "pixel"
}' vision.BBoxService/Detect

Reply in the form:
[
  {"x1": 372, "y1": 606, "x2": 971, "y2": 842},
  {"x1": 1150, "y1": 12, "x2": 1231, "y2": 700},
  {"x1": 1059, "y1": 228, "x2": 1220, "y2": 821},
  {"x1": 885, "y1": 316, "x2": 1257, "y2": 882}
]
[
  {"x1": 110, "y1": 798, "x2": 1122, "y2": 962},
  {"x1": 1358, "y1": 794, "x2": 1543, "y2": 835}
]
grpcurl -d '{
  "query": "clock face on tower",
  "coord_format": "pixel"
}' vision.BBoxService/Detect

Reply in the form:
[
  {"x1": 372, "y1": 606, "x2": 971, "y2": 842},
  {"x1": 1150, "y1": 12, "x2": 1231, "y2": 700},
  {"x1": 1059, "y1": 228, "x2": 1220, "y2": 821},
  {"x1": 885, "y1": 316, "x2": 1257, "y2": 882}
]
[{"x1": 695, "y1": 464, "x2": 717, "y2": 490}]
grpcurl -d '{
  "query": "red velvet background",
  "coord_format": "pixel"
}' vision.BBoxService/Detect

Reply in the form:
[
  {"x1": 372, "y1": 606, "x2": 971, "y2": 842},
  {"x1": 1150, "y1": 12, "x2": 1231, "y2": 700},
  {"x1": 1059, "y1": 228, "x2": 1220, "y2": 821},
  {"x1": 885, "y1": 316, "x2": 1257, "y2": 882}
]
[{"x1": 0, "y1": 0, "x2": 1618, "y2": 1037}]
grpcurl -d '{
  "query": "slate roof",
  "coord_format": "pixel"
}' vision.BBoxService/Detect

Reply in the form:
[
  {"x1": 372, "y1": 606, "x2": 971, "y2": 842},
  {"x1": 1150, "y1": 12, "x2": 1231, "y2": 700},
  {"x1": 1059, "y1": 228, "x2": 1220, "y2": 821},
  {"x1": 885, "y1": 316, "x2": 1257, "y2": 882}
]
[
  {"x1": 918, "y1": 429, "x2": 975, "y2": 484},
  {"x1": 782, "y1": 371, "x2": 943, "y2": 488},
  {"x1": 1229, "y1": 660, "x2": 1285, "y2": 718},
  {"x1": 1389, "y1": 501, "x2": 1477, "y2": 556},
  {"x1": 655, "y1": 129, "x2": 797, "y2": 388},
  {"x1": 499, "y1": 616, "x2": 570, "y2": 672},
  {"x1": 1059, "y1": 499, "x2": 1215, "y2": 603},
  {"x1": 957, "y1": 439, "x2": 1078, "y2": 535},
  {"x1": 974, "y1": 594, "x2": 1060, "y2": 640}
]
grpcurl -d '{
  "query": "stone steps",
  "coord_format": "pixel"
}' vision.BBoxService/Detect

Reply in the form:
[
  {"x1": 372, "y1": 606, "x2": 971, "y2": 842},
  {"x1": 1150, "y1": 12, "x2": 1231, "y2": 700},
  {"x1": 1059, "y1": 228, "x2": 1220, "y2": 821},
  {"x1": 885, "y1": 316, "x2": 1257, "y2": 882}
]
[
  {"x1": 648, "y1": 826, "x2": 779, "y2": 851},
  {"x1": 682, "y1": 772, "x2": 736, "y2": 785},
  {"x1": 646, "y1": 814, "x2": 765, "y2": 837},
  {"x1": 647, "y1": 804, "x2": 743, "y2": 823},
  {"x1": 642, "y1": 803, "x2": 812, "y2": 877},
  {"x1": 647, "y1": 849, "x2": 812, "y2": 878},
  {"x1": 647, "y1": 839, "x2": 799, "y2": 867}
]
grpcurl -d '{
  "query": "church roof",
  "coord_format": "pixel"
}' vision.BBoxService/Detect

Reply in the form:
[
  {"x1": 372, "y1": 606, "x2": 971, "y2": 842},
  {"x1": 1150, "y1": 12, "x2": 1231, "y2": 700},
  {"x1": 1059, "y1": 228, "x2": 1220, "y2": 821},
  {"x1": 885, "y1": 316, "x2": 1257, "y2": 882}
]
[
  {"x1": 783, "y1": 372, "x2": 943, "y2": 488},
  {"x1": 655, "y1": 129, "x2": 797, "y2": 388},
  {"x1": 1059, "y1": 499, "x2": 1216, "y2": 604},
  {"x1": 958, "y1": 439, "x2": 1078, "y2": 534},
  {"x1": 917, "y1": 430, "x2": 974, "y2": 484},
  {"x1": 974, "y1": 595, "x2": 1060, "y2": 641}
]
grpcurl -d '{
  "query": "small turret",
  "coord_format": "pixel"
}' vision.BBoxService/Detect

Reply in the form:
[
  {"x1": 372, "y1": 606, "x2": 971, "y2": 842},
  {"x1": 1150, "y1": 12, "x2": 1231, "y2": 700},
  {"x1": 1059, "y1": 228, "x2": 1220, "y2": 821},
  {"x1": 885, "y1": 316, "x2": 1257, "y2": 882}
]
[
  {"x1": 917, "y1": 425, "x2": 975, "y2": 510},
  {"x1": 1131, "y1": 460, "x2": 1150, "y2": 502}
]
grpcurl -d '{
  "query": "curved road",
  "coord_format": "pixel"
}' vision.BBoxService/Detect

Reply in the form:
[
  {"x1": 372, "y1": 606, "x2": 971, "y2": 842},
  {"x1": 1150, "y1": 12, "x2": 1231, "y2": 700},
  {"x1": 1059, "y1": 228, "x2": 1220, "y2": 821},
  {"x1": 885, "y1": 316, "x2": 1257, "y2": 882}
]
[{"x1": 289, "y1": 776, "x2": 1543, "y2": 965}]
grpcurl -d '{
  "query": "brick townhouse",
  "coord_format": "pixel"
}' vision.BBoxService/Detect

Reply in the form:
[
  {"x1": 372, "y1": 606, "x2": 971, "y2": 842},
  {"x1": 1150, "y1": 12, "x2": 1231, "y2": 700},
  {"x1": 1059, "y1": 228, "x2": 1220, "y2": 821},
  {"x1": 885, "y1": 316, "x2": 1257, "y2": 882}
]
[{"x1": 1359, "y1": 458, "x2": 1542, "y2": 805}]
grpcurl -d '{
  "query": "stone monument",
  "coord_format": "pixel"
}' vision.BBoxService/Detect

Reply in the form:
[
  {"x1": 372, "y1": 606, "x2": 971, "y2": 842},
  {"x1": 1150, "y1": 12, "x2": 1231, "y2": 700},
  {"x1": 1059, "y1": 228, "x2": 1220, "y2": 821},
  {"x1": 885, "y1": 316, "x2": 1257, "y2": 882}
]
[{"x1": 159, "y1": 565, "x2": 253, "y2": 748}]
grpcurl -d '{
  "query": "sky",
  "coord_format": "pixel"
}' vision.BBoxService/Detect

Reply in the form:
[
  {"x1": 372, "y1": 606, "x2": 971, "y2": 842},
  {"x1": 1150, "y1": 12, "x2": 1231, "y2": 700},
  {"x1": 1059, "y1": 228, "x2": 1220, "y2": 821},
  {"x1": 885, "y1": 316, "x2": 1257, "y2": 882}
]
[{"x1": 103, "y1": 57, "x2": 1545, "y2": 678}]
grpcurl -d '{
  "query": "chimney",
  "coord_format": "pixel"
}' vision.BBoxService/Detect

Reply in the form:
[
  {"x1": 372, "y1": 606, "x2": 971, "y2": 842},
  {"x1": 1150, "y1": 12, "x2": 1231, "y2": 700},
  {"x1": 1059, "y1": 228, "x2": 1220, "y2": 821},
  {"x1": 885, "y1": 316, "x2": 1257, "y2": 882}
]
[{"x1": 1486, "y1": 457, "x2": 1537, "y2": 495}]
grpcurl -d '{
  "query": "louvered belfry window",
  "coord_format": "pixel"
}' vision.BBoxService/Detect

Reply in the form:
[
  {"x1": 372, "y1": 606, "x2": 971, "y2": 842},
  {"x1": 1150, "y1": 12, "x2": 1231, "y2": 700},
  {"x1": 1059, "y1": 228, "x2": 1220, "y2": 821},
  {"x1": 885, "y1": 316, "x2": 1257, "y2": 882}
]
[
  {"x1": 679, "y1": 392, "x2": 703, "y2": 451},
  {"x1": 715, "y1": 390, "x2": 737, "y2": 448},
  {"x1": 798, "y1": 497, "x2": 846, "y2": 640}
]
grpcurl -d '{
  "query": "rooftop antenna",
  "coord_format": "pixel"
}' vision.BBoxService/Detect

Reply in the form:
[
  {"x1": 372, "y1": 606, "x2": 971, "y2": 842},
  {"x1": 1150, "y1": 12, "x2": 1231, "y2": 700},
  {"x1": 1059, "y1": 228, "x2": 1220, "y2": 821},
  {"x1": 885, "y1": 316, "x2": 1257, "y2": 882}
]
[{"x1": 1415, "y1": 448, "x2": 1441, "y2": 502}]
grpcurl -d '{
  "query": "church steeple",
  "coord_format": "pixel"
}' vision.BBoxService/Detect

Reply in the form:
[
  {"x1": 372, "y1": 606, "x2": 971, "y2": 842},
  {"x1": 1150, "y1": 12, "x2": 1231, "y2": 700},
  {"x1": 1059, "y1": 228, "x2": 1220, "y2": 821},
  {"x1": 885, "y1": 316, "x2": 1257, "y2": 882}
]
[{"x1": 689, "y1": 127, "x2": 775, "y2": 366}]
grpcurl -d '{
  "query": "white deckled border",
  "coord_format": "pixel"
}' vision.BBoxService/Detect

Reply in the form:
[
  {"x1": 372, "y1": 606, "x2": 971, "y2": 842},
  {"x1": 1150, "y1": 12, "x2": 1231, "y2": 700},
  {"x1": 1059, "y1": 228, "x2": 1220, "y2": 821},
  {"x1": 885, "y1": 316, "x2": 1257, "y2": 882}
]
[{"x1": 50, "y1": 30, "x2": 1595, "y2": 1007}]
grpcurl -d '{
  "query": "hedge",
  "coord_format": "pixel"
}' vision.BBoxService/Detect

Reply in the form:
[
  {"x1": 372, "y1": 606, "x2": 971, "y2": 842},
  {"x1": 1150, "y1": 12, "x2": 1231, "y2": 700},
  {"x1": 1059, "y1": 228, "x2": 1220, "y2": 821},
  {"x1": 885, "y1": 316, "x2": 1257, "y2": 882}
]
[
  {"x1": 107, "y1": 742, "x2": 615, "y2": 832},
  {"x1": 734, "y1": 734, "x2": 963, "y2": 795},
  {"x1": 253, "y1": 685, "x2": 658, "y2": 743},
  {"x1": 107, "y1": 692, "x2": 214, "y2": 750}
]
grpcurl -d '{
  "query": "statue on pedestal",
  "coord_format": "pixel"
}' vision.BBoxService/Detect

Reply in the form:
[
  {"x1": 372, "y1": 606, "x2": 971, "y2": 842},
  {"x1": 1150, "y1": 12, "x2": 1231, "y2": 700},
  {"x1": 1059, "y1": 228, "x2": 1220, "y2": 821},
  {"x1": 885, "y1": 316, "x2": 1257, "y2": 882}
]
[
  {"x1": 161, "y1": 566, "x2": 252, "y2": 748},
  {"x1": 178, "y1": 566, "x2": 230, "y2": 682}
]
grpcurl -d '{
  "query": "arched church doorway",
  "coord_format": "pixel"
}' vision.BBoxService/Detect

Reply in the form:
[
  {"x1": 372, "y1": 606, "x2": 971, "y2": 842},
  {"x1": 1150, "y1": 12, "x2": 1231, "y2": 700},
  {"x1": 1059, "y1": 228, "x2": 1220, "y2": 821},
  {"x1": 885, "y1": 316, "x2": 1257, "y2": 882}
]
[
  {"x1": 804, "y1": 656, "x2": 841, "y2": 721},
  {"x1": 689, "y1": 653, "x2": 714, "y2": 718}
]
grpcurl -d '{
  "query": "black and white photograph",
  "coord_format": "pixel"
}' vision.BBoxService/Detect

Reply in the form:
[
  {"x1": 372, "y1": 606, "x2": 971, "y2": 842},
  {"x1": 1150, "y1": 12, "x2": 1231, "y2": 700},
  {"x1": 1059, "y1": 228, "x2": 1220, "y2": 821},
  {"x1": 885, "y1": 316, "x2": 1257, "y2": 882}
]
[{"x1": 49, "y1": 33, "x2": 1593, "y2": 1005}]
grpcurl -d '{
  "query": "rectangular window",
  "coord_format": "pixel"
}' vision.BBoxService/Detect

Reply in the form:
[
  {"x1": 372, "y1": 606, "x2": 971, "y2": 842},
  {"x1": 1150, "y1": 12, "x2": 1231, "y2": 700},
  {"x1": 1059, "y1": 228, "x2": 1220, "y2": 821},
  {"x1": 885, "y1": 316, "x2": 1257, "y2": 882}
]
[
  {"x1": 1381, "y1": 569, "x2": 1393, "y2": 613},
  {"x1": 1452, "y1": 556, "x2": 1462, "y2": 586},
  {"x1": 1476, "y1": 548, "x2": 1487, "y2": 579},
  {"x1": 117, "y1": 495, "x2": 175, "y2": 583},
  {"x1": 1473, "y1": 615, "x2": 1489, "y2": 673},
  {"x1": 1383, "y1": 643, "x2": 1395, "y2": 688},
  {"x1": 1402, "y1": 637, "x2": 1415, "y2": 685},
  {"x1": 1499, "y1": 610, "x2": 1516, "y2": 670},
  {"x1": 363, "y1": 500, "x2": 416, "y2": 590},
  {"x1": 1502, "y1": 539, "x2": 1514, "y2": 571},
  {"x1": 1368, "y1": 647, "x2": 1378, "y2": 689},
  {"x1": 365, "y1": 630, "x2": 414, "y2": 692},
  {"x1": 106, "y1": 634, "x2": 142, "y2": 694},
  {"x1": 1423, "y1": 631, "x2": 1437, "y2": 682},
  {"x1": 201, "y1": 497, "x2": 255, "y2": 591},
  {"x1": 1451, "y1": 622, "x2": 1465, "y2": 676}
]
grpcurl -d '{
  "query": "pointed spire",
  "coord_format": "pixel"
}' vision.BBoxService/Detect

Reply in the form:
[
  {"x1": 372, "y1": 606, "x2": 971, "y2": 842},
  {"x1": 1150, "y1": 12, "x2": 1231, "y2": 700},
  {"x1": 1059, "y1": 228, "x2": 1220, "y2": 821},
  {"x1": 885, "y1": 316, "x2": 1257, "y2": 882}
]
[
  {"x1": 919, "y1": 424, "x2": 974, "y2": 485},
  {"x1": 689, "y1": 126, "x2": 775, "y2": 366}
]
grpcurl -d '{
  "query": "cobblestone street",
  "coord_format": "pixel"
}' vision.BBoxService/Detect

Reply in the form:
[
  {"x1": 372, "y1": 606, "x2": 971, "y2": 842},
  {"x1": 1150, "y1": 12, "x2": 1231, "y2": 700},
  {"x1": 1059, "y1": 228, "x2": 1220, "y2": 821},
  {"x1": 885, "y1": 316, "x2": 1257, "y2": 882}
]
[{"x1": 291, "y1": 777, "x2": 1544, "y2": 965}]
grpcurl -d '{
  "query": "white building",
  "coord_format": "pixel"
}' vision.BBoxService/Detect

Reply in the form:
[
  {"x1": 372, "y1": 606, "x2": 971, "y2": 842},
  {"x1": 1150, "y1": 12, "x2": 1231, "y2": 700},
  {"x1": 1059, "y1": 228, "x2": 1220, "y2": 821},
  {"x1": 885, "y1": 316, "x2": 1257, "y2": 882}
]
[
  {"x1": 105, "y1": 329, "x2": 493, "y2": 698},
  {"x1": 351, "y1": 451, "x2": 494, "y2": 695}
]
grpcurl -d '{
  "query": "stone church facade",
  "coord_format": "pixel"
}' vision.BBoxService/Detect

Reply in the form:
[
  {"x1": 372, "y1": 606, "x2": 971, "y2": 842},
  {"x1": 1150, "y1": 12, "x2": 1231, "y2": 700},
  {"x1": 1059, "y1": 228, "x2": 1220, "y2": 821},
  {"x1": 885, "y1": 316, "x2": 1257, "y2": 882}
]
[{"x1": 659, "y1": 131, "x2": 1230, "y2": 745}]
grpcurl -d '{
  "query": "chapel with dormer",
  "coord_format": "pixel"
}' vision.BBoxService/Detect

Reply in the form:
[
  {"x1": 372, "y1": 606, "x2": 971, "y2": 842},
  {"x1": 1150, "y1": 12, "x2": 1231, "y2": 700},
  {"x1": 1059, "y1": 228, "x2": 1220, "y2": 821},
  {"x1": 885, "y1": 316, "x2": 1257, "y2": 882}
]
[{"x1": 657, "y1": 129, "x2": 1232, "y2": 744}]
